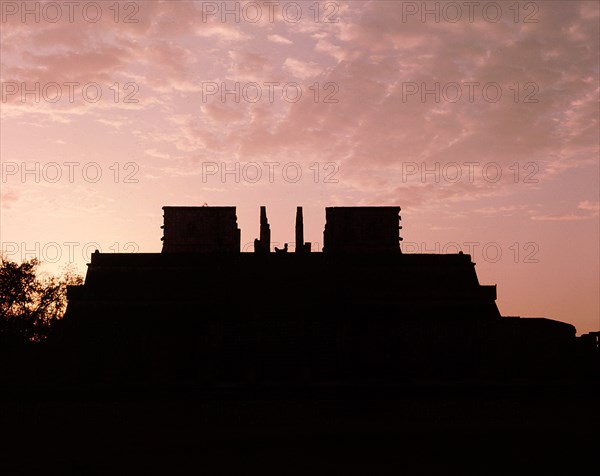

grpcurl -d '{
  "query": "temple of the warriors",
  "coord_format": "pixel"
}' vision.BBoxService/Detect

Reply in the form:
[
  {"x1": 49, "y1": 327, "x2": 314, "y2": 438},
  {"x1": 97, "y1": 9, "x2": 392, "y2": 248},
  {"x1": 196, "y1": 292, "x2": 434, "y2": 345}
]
[{"x1": 56, "y1": 206, "x2": 598, "y2": 384}]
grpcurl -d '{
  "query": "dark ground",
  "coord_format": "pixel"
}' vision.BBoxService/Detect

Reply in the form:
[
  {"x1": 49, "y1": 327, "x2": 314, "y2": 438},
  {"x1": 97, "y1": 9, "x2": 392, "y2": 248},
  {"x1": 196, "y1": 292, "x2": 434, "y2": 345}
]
[{"x1": 1, "y1": 381, "x2": 598, "y2": 475}]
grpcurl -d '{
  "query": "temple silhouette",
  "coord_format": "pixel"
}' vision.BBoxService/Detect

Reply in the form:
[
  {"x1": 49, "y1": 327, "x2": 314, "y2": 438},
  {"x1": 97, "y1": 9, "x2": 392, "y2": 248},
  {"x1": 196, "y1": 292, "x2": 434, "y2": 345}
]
[
  {"x1": 55, "y1": 205, "x2": 598, "y2": 384},
  {"x1": 2, "y1": 205, "x2": 599, "y2": 473}
]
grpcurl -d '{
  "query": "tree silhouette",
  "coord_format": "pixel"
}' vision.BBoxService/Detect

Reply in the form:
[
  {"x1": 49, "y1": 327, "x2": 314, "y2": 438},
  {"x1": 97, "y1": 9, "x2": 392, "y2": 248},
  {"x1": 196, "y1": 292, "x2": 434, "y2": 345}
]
[{"x1": 0, "y1": 257, "x2": 83, "y2": 343}]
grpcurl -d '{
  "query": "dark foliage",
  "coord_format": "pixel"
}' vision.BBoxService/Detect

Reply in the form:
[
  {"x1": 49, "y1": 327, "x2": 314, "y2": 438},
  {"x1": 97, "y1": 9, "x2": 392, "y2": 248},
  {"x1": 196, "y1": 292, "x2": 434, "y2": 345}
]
[{"x1": 0, "y1": 257, "x2": 83, "y2": 343}]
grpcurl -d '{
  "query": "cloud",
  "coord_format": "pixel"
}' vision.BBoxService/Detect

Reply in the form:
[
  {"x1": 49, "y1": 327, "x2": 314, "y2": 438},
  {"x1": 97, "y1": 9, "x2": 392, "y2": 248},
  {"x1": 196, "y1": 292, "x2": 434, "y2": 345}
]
[
  {"x1": 268, "y1": 34, "x2": 293, "y2": 45},
  {"x1": 144, "y1": 149, "x2": 173, "y2": 160},
  {"x1": 283, "y1": 58, "x2": 323, "y2": 79},
  {"x1": 1, "y1": 0, "x2": 597, "y2": 211},
  {"x1": 531, "y1": 201, "x2": 599, "y2": 221},
  {"x1": 97, "y1": 119, "x2": 128, "y2": 129},
  {"x1": 0, "y1": 189, "x2": 19, "y2": 209},
  {"x1": 194, "y1": 22, "x2": 249, "y2": 42},
  {"x1": 578, "y1": 201, "x2": 600, "y2": 213},
  {"x1": 315, "y1": 38, "x2": 356, "y2": 62},
  {"x1": 226, "y1": 50, "x2": 276, "y2": 81},
  {"x1": 531, "y1": 214, "x2": 591, "y2": 222}
]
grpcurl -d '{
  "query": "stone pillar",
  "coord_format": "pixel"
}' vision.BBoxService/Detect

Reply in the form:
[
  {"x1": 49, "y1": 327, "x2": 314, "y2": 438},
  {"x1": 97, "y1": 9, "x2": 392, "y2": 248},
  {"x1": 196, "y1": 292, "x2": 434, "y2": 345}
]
[
  {"x1": 254, "y1": 206, "x2": 271, "y2": 253},
  {"x1": 295, "y1": 206, "x2": 304, "y2": 253}
]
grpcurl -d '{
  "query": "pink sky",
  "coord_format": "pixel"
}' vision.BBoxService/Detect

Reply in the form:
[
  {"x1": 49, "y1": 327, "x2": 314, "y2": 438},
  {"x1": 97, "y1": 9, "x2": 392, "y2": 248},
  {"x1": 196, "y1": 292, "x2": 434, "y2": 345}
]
[{"x1": 1, "y1": 1, "x2": 598, "y2": 334}]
